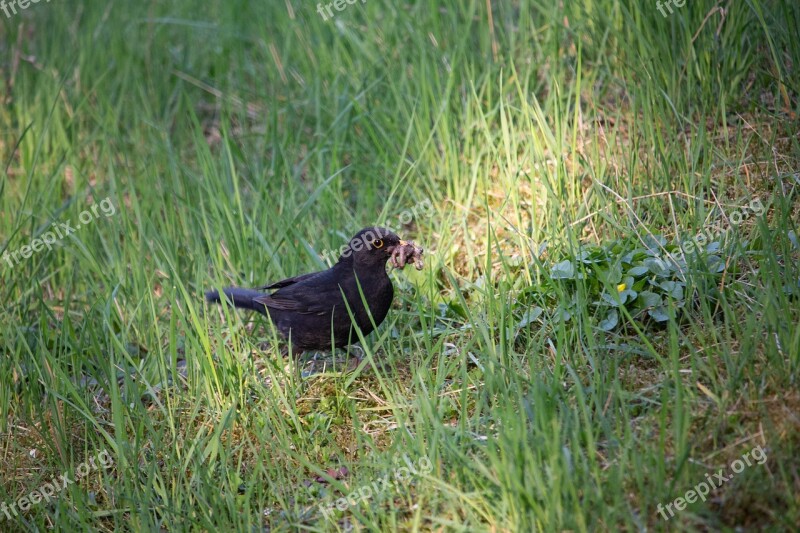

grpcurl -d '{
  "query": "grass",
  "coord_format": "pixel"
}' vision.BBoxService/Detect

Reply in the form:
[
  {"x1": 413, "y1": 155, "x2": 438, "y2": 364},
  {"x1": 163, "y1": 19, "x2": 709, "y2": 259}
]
[{"x1": 1, "y1": 0, "x2": 798, "y2": 530}]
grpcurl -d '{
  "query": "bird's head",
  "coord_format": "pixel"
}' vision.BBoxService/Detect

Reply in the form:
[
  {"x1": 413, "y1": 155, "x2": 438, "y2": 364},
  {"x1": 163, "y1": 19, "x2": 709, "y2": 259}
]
[{"x1": 338, "y1": 226, "x2": 406, "y2": 268}]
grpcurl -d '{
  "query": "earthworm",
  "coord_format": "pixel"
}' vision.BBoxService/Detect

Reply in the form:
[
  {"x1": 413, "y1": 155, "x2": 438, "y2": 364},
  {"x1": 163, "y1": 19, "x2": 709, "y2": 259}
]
[{"x1": 390, "y1": 241, "x2": 424, "y2": 270}]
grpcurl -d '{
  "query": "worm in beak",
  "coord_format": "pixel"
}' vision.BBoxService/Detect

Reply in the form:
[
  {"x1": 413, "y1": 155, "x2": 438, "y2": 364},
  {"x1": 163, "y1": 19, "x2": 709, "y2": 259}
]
[{"x1": 388, "y1": 240, "x2": 424, "y2": 270}]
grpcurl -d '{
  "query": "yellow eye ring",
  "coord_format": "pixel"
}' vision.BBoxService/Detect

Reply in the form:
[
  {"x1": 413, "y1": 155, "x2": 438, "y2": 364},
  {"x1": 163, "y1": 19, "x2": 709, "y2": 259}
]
[{"x1": 372, "y1": 239, "x2": 384, "y2": 249}]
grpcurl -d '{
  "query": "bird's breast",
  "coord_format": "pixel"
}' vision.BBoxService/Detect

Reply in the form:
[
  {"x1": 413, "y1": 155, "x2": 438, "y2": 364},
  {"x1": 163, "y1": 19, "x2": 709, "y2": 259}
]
[{"x1": 346, "y1": 269, "x2": 394, "y2": 332}]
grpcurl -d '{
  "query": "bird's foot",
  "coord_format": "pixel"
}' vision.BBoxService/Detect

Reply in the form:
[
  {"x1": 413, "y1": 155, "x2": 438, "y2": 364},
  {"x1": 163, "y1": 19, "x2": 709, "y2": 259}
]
[{"x1": 299, "y1": 348, "x2": 363, "y2": 377}]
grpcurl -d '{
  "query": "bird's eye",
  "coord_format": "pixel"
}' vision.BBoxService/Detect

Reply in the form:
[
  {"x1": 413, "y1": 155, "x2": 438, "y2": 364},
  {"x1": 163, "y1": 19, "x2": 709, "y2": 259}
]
[{"x1": 372, "y1": 239, "x2": 384, "y2": 249}]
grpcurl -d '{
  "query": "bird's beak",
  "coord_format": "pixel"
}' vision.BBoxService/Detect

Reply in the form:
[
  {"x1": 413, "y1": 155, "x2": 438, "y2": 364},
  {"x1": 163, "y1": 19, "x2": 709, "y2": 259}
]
[
  {"x1": 386, "y1": 240, "x2": 408, "y2": 253},
  {"x1": 387, "y1": 239, "x2": 408, "y2": 254}
]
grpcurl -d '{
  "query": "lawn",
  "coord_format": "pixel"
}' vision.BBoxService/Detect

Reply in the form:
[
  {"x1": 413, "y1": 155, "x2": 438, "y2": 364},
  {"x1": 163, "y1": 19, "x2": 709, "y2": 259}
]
[{"x1": 1, "y1": 0, "x2": 798, "y2": 531}]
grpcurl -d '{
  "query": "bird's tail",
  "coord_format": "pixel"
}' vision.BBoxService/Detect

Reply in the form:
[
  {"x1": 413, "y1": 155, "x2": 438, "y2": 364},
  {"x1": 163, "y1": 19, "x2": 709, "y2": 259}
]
[{"x1": 205, "y1": 287, "x2": 266, "y2": 312}]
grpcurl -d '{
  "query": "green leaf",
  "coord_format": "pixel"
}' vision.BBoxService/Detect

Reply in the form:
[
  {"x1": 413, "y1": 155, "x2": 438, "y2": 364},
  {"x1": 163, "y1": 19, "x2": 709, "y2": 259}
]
[
  {"x1": 648, "y1": 306, "x2": 670, "y2": 322},
  {"x1": 551, "y1": 260, "x2": 575, "y2": 279},
  {"x1": 447, "y1": 301, "x2": 468, "y2": 319},
  {"x1": 643, "y1": 234, "x2": 667, "y2": 250},
  {"x1": 517, "y1": 307, "x2": 544, "y2": 329},
  {"x1": 599, "y1": 310, "x2": 619, "y2": 331},
  {"x1": 601, "y1": 291, "x2": 625, "y2": 307},
  {"x1": 628, "y1": 265, "x2": 650, "y2": 277},
  {"x1": 598, "y1": 265, "x2": 623, "y2": 284},
  {"x1": 638, "y1": 291, "x2": 662, "y2": 308},
  {"x1": 620, "y1": 289, "x2": 637, "y2": 302},
  {"x1": 658, "y1": 281, "x2": 684, "y2": 300},
  {"x1": 553, "y1": 306, "x2": 572, "y2": 322},
  {"x1": 706, "y1": 255, "x2": 725, "y2": 273},
  {"x1": 644, "y1": 257, "x2": 670, "y2": 276}
]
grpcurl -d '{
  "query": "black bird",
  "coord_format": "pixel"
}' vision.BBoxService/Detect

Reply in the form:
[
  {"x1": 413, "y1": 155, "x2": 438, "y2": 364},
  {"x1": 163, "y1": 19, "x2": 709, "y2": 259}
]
[{"x1": 205, "y1": 227, "x2": 422, "y2": 353}]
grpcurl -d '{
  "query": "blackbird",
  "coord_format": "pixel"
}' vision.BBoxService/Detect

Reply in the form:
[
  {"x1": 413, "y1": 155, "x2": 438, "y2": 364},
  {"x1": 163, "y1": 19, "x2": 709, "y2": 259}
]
[{"x1": 205, "y1": 227, "x2": 424, "y2": 353}]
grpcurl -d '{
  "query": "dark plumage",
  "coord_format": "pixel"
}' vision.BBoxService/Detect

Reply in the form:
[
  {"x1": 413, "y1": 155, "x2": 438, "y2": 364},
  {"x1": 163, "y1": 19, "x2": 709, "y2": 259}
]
[{"x1": 206, "y1": 227, "x2": 422, "y2": 353}]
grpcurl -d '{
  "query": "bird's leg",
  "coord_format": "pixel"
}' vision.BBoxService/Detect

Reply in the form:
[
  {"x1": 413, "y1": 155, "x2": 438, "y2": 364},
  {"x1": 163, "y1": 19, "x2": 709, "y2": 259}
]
[{"x1": 347, "y1": 345, "x2": 365, "y2": 371}]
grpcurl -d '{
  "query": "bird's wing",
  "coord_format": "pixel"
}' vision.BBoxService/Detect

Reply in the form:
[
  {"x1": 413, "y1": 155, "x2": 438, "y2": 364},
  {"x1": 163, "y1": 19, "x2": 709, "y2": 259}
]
[
  {"x1": 252, "y1": 293, "x2": 307, "y2": 311},
  {"x1": 252, "y1": 271, "x2": 320, "y2": 291},
  {"x1": 253, "y1": 270, "x2": 347, "y2": 315}
]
